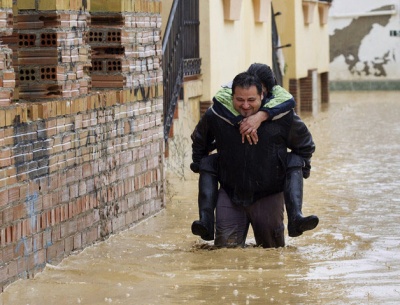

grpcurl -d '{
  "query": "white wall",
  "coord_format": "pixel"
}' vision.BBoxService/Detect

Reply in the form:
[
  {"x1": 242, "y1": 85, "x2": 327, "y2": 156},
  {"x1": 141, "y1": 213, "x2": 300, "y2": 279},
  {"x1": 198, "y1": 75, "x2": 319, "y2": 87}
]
[
  {"x1": 329, "y1": 0, "x2": 400, "y2": 81},
  {"x1": 200, "y1": 0, "x2": 273, "y2": 101}
]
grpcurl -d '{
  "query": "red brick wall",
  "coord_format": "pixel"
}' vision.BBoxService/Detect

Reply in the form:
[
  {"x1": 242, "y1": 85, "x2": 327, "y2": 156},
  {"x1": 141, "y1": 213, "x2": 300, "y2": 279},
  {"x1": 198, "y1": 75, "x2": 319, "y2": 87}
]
[
  {"x1": 0, "y1": 7, "x2": 14, "y2": 107},
  {"x1": 299, "y1": 70, "x2": 315, "y2": 112},
  {"x1": 200, "y1": 100, "x2": 212, "y2": 117},
  {"x1": 289, "y1": 79, "x2": 300, "y2": 113},
  {"x1": 321, "y1": 72, "x2": 329, "y2": 104},
  {"x1": 289, "y1": 70, "x2": 330, "y2": 113},
  {"x1": 0, "y1": 1, "x2": 165, "y2": 291},
  {"x1": 0, "y1": 89, "x2": 165, "y2": 290}
]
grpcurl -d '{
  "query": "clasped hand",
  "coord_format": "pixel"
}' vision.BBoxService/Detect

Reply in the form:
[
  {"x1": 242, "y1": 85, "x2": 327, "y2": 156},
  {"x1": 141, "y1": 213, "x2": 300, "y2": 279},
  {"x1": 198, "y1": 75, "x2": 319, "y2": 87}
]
[{"x1": 239, "y1": 112, "x2": 269, "y2": 145}]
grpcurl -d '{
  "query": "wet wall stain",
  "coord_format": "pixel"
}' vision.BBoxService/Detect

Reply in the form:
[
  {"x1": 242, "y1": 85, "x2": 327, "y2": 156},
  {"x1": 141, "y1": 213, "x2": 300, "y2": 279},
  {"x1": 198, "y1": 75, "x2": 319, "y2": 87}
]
[
  {"x1": 11, "y1": 117, "x2": 51, "y2": 267},
  {"x1": 13, "y1": 119, "x2": 50, "y2": 180},
  {"x1": 330, "y1": 5, "x2": 393, "y2": 76}
]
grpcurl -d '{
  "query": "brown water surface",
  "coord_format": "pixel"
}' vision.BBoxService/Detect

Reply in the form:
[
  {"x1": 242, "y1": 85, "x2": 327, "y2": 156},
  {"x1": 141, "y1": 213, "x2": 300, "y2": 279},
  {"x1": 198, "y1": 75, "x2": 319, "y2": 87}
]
[{"x1": 1, "y1": 91, "x2": 400, "y2": 305}]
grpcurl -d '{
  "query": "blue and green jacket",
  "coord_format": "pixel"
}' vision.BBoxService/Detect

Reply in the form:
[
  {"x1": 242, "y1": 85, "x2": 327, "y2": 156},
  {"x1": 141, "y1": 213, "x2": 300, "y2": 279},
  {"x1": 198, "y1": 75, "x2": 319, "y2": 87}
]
[{"x1": 211, "y1": 84, "x2": 295, "y2": 126}]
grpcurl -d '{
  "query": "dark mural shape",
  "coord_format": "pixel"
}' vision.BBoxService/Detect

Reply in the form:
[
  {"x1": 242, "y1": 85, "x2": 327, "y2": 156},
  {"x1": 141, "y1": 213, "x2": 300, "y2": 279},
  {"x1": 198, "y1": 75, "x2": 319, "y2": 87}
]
[{"x1": 330, "y1": 5, "x2": 393, "y2": 76}]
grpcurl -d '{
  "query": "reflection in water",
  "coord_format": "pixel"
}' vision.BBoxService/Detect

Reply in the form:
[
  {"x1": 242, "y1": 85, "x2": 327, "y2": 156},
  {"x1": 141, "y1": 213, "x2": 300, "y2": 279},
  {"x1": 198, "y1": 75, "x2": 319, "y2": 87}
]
[{"x1": 1, "y1": 92, "x2": 400, "y2": 305}]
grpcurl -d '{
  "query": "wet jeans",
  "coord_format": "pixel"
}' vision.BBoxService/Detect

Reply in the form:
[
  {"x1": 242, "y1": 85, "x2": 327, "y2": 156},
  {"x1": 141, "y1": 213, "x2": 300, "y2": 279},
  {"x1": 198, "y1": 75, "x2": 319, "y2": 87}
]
[{"x1": 214, "y1": 188, "x2": 285, "y2": 248}]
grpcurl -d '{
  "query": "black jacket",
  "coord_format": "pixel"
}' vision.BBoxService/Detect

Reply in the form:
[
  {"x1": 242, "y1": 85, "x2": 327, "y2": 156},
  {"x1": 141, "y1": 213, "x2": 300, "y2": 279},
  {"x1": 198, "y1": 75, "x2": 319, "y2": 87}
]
[{"x1": 191, "y1": 107, "x2": 315, "y2": 206}]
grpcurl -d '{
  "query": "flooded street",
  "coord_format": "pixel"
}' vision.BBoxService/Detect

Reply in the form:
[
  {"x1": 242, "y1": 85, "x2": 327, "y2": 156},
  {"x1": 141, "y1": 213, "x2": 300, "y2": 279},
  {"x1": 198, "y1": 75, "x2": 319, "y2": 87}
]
[{"x1": 1, "y1": 91, "x2": 400, "y2": 305}]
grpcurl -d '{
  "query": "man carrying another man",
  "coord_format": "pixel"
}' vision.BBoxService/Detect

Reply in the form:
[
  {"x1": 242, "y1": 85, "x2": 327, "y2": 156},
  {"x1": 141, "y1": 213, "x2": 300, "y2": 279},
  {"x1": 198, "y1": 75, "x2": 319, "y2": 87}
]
[{"x1": 191, "y1": 69, "x2": 317, "y2": 248}]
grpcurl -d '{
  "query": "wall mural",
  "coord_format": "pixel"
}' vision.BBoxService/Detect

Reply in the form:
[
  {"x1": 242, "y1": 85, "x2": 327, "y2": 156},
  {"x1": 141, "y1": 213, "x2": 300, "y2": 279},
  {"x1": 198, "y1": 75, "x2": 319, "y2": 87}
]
[{"x1": 329, "y1": 2, "x2": 400, "y2": 81}]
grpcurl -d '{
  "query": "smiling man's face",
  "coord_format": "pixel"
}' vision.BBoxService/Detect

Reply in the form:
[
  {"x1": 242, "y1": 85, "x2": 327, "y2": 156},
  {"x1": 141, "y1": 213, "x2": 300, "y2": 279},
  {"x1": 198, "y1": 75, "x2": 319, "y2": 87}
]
[{"x1": 232, "y1": 85, "x2": 263, "y2": 117}]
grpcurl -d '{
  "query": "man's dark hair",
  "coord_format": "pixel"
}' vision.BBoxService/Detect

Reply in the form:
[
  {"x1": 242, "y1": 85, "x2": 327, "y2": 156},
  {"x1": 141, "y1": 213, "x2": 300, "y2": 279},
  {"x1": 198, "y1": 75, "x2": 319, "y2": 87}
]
[
  {"x1": 232, "y1": 72, "x2": 263, "y2": 96},
  {"x1": 247, "y1": 63, "x2": 277, "y2": 92}
]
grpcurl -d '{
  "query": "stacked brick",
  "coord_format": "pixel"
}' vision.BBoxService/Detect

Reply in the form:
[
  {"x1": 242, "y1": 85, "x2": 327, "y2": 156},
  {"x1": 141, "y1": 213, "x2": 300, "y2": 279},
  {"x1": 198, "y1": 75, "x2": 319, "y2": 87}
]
[
  {"x1": 0, "y1": 43, "x2": 14, "y2": 107},
  {"x1": 0, "y1": 0, "x2": 165, "y2": 291},
  {"x1": 9, "y1": 1, "x2": 91, "y2": 100},
  {"x1": 0, "y1": 90, "x2": 165, "y2": 291},
  {"x1": 0, "y1": 0, "x2": 12, "y2": 36},
  {"x1": 0, "y1": 0, "x2": 14, "y2": 106},
  {"x1": 89, "y1": 0, "x2": 162, "y2": 89}
]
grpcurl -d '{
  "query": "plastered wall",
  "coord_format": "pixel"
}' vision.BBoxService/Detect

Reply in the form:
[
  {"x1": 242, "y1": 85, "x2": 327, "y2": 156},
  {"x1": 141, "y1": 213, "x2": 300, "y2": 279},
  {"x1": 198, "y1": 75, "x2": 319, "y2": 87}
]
[{"x1": 329, "y1": 0, "x2": 400, "y2": 89}]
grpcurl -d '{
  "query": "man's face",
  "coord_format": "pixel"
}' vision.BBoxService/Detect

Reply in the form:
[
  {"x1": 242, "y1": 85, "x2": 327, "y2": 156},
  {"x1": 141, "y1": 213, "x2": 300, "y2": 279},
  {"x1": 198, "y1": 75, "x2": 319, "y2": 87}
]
[{"x1": 232, "y1": 85, "x2": 263, "y2": 117}]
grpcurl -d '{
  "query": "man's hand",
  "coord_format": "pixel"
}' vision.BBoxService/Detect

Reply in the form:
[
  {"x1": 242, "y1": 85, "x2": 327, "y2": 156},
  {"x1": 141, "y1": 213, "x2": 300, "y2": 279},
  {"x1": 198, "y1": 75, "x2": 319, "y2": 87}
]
[{"x1": 240, "y1": 111, "x2": 269, "y2": 144}]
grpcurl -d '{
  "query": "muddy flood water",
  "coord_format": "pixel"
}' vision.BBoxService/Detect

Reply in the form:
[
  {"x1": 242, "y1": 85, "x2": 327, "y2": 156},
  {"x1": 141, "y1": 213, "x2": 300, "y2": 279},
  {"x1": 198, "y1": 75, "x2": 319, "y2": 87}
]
[{"x1": 1, "y1": 91, "x2": 400, "y2": 305}]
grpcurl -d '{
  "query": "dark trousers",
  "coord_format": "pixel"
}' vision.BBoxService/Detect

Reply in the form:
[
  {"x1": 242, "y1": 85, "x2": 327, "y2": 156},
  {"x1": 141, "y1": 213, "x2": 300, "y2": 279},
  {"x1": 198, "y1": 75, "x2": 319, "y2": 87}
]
[{"x1": 214, "y1": 188, "x2": 285, "y2": 248}]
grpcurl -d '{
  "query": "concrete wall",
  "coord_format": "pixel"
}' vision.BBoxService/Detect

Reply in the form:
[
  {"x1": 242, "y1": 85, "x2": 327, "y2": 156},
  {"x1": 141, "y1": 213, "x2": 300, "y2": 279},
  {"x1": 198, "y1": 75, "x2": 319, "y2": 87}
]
[
  {"x1": 165, "y1": 78, "x2": 202, "y2": 182},
  {"x1": 272, "y1": 0, "x2": 330, "y2": 112},
  {"x1": 0, "y1": 0, "x2": 165, "y2": 291},
  {"x1": 161, "y1": 0, "x2": 173, "y2": 35},
  {"x1": 272, "y1": 0, "x2": 330, "y2": 88},
  {"x1": 329, "y1": 0, "x2": 400, "y2": 90},
  {"x1": 200, "y1": 0, "x2": 273, "y2": 101}
]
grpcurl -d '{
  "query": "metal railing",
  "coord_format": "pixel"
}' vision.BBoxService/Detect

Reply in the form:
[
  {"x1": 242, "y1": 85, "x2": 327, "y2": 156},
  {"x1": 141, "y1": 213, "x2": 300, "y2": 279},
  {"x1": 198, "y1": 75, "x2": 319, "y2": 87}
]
[{"x1": 162, "y1": 0, "x2": 200, "y2": 141}]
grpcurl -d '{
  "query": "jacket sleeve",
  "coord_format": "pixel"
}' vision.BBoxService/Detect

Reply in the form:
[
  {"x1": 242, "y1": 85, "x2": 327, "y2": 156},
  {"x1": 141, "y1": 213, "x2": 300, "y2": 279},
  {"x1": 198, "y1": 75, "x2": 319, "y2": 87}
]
[
  {"x1": 190, "y1": 110, "x2": 215, "y2": 173},
  {"x1": 259, "y1": 85, "x2": 296, "y2": 120},
  {"x1": 260, "y1": 97, "x2": 295, "y2": 120},
  {"x1": 286, "y1": 112, "x2": 316, "y2": 177}
]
